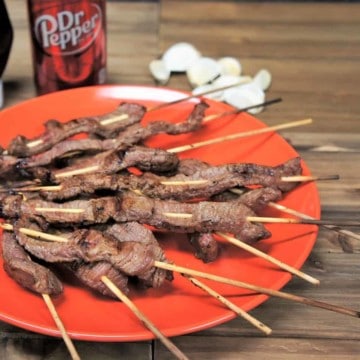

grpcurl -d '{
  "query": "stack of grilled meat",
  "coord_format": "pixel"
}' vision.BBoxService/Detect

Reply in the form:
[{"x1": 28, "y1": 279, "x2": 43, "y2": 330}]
[{"x1": 0, "y1": 101, "x2": 302, "y2": 300}]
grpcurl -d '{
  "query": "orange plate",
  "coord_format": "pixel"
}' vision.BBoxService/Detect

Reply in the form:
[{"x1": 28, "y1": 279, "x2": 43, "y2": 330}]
[{"x1": 0, "y1": 85, "x2": 320, "y2": 341}]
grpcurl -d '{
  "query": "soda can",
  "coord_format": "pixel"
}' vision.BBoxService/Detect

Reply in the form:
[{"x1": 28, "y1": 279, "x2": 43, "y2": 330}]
[{"x1": 27, "y1": 0, "x2": 107, "y2": 95}]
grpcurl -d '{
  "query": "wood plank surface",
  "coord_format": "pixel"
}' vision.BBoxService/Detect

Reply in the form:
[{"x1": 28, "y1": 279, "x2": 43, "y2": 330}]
[
  {"x1": 159, "y1": 1, "x2": 360, "y2": 133},
  {"x1": 1, "y1": 1, "x2": 360, "y2": 359}
]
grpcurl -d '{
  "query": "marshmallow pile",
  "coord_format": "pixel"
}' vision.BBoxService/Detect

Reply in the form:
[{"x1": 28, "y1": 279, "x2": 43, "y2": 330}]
[{"x1": 149, "y1": 42, "x2": 272, "y2": 114}]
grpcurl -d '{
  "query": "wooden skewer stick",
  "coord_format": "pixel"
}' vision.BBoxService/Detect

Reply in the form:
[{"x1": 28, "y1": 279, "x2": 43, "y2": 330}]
[
  {"x1": 280, "y1": 175, "x2": 340, "y2": 182},
  {"x1": 0, "y1": 223, "x2": 69, "y2": 243},
  {"x1": 216, "y1": 232, "x2": 320, "y2": 285},
  {"x1": 42, "y1": 294, "x2": 81, "y2": 360},
  {"x1": 154, "y1": 261, "x2": 360, "y2": 318},
  {"x1": 148, "y1": 78, "x2": 252, "y2": 112},
  {"x1": 247, "y1": 216, "x2": 360, "y2": 227},
  {"x1": 184, "y1": 275, "x2": 272, "y2": 335},
  {"x1": 55, "y1": 165, "x2": 100, "y2": 179},
  {"x1": 268, "y1": 202, "x2": 360, "y2": 241},
  {"x1": 203, "y1": 97, "x2": 282, "y2": 123},
  {"x1": 168, "y1": 118, "x2": 313, "y2": 153},
  {"x1": 162, "y1": 212, "x2": 193, "y2": 219},
  {"x1": 101, "y1": 276, "x2": 189, "y2": 360},
  {"x1": 35, "y1": 207, "x2": 85, "y2": 214},
  {"x1": 159, "y1": 179, "x2": 209, "y2": 186}
]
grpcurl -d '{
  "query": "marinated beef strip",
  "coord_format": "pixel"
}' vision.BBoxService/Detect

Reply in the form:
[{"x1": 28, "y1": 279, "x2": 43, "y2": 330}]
[
  {"x1": 64, "y1": 261, "x2": 130, "y2": 298},
  {"x1": 116, "y1": 192, "x2": 271, "y2": 243},
  {"x1": 113, "y1": 100, "x2": 208, "y2": 147},
  {"x1": 2, "y1": 231, "x2": 63, "y2": 295},
  {"x1": 2, "y1": 190, "x2": 275, "y2": 243},
  {"x1": 6, "y1": 103, "x2": 146, "y2": 157},
  {"x1": 17, "y1": 101, "x2": 208, "y2": 170},
  {"x1": 40, "y1": 157, "x2": 294, "y2": 201},
  {"x1": 0, "y1": 155, "x2": 17, "y2": 178},
  {"x1": 44, "y1": 146, "x2": 179, "y2": 182},
  {"x1": 1, "y1": 195, "x2": 118, "y2": 225},
  {"x1": 14, "y1": 221, "x2": 171, "y2": 289},
  {"x1": 104, "y1": 222, "x2": 172, "y2": 288},
  {"x1": 188, "y1": 233, "x2": 219, "y2": 263},
  {"x1": 171, "y1": 157, "x2": 302, "y2": 193}
]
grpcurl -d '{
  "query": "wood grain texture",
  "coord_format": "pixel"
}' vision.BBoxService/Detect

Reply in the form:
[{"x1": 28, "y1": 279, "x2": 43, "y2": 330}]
[
  {"x1": 2, "y1": 1, "x2": 360, "y2": 359},
  {"x1": 159, "y1": 1, "x2": 360, "y2": 133}
]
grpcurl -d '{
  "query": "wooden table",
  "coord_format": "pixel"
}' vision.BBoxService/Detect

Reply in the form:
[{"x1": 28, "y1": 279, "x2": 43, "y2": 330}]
[{"x1": 2, "y1": 1, "x2": 360, "y2": 359}]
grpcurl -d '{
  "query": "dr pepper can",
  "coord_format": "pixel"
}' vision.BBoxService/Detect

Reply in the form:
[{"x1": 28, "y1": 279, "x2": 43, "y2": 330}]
[{"x1": 27, "y1": 0, "x2": 106, "y2": 95}]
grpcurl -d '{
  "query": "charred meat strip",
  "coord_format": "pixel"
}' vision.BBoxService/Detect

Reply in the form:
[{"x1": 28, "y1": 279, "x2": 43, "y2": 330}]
[
  {"x1": 116, "y1": 192, "x2": 271, "y2": 243},
  {"x1": 3, "y1": 188, "x2": 278, "y2": 243},
  {"x1": 0, "y1": 155, "x2": 18, "y2": 178},
  {"x1": 112, "y1": 100, "x2": 207, "y2": 148},
  {"x1": 2, "y1": 189, "x2": 279, "y2": 243},
  {"x1": 104, "y1": 222, "x2": 172, "y2": 288},
  {"x1": 45, "y1": 146, "x2": 180, "y2": 181},
  {"x1": 188, "y1": 233, "x2": 219, "y2": 263},
  {"x1": 14, "y1": 146, "x2": 180, "y2": 184},
  {"x1": 2, "y1": 231, "x2": 63, "y2": 296},
  {"x1": 159, "y1": 157, "x2": 302, "y2": 194},
  {"x1": 40, "y1": 158, "x2": 297, "y2": 201},
  {"x1": 6, "y1": 103, "x2": 146, "y2": 157},
  {"x1": 64, "y1": 261, "x2": 130, "y2": 298},
  {"x1": 14, "y1": 221, "x2": 171, "y2": 289},
  {"x1": 16, "y1": 101, "x2": 208, "y2": 170}
]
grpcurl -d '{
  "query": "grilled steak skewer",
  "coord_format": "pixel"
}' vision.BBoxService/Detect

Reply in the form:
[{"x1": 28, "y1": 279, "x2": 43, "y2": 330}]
[
  {"x1": 2, "y1": 191, "x2": 278, "y2": 243},
  {"x1": 64, "y1": 261, "x2": 130, "y2": 298},
  {"x1": 2, "y1": 231, "x2": 63, "y2": 296},
  {"x1": 16, "y1": 146, "x2": 180, "y2": 183},
  {"x1": 188, "y1": 233, "x2": 219, "y2": 263},
  {"x1": 39, "y1": 158, "x2": 300, "y2": 201},
  {"x1": 14, "y1": 221, "x2": 171, "y2": 289},
  {"x1": 6, "y1": 103, "x2": 146, "y2": 157},
  {"x1": 16, "y1": 101, "x2": 208, "y2": 171}
]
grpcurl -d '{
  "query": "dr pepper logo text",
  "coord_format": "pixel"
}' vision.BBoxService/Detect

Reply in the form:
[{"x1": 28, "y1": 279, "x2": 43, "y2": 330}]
[{"x1": 34, "y1": 3, "x2": 102, "y2": 55}]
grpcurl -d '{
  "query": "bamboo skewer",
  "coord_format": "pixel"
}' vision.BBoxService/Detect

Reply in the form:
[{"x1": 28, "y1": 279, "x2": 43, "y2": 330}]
[
  {"x1": 154, "y1": 262, "x2": 360, "y2": 318},
  {"x1": 184, "y1": 276, "x2": 272, "y2": 335},
  {"x1": 216, "y1": 232, "x2": 320, "y2": 285},
  {"x1": 35, "y1": 207, "x2": 85, "y2": 214},
  {"x1": 148, "y1": 79, "x2": 252, "y2": 112},
  {"x1": 167, "y1": 118, "x2": 313, "y2": 153},
  {"x1": 246, "y1": 216, "x2": 360, "y2": 227},
  {"x1": 0, "y1": 223, "x2": 68, "y2": 243},
  {"x1": 203, "y1": 98, "x2": 282, "y2": 123},
  {"x1": 42, "y1": 294, "x2": 81, "y2": 360},
  {"x1": 101, "y1": 276, "x2": 189, "y2": 360},
  {"x1": 268, "y1": 202, "x2": 360, "y2": 241},
  {"x1": 280, "y1": 175, "x2": 339, "y2": 182}
]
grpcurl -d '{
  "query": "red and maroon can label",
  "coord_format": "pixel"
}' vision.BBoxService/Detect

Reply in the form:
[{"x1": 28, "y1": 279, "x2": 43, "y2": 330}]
[{"x1": 27, "y1": 0, "x2": 106, "y2": 94}]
